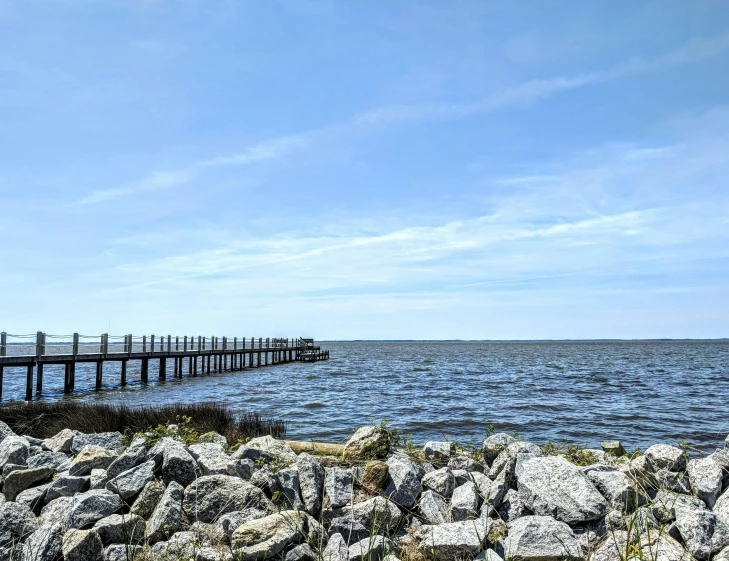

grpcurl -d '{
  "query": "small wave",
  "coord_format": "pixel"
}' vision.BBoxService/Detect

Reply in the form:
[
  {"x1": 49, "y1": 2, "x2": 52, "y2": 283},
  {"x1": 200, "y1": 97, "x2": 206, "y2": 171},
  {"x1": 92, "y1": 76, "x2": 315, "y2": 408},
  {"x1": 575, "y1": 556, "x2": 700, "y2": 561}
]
[{"x1": 304, "y1": 402, "x2": 326, "y2": 409}]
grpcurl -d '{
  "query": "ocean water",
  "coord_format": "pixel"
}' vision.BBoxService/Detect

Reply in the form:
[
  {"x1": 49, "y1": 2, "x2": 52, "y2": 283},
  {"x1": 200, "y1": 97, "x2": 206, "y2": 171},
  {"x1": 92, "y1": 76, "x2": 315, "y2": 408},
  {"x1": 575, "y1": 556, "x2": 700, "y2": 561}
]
[{"x1": 1, "y1": 340, "x2": 728, "y2": 451}]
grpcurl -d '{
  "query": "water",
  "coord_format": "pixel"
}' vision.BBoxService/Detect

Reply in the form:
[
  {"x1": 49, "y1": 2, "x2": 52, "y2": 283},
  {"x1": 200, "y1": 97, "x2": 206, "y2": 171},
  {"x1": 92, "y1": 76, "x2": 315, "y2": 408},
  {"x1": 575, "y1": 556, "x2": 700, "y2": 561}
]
[{"x1": 1, "y1": 341, "x2": 728, "y2": 451}]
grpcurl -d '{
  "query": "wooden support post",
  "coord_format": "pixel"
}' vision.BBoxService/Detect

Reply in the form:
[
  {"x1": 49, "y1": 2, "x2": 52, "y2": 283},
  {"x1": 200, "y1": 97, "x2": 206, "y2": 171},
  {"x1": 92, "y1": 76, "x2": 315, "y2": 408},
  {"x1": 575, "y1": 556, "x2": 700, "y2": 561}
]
[
  {"x1": 64, "y1": 363, "x2": 71, "y2": 393},
  {"x1": 193, "y1": 356, "x2": 198, "y2": 377},
  {"x1": 25, "y1": 364, "x2": 33, "y2": 401},
  {"x1": 95, "y1": 361, "x2": 103, "y2": 390},
  {"x1": 159, "y1": 358, "x2": 166, "y2": 381},
  {"x1": 36, "y1": 363, "x2": 44, "y2": 395},
  {"x1": 121, "y1": 360, "x2": 127, "y2": 386},
  {"x1": 188, "y1": 356, "x2": 192, "y2": 377},
  {"x1": 141, "y1": 358, "x2": 148, "y2": 383},
  {"x1": 207, "y1": 355, "x2": 211, "y2": 374}
]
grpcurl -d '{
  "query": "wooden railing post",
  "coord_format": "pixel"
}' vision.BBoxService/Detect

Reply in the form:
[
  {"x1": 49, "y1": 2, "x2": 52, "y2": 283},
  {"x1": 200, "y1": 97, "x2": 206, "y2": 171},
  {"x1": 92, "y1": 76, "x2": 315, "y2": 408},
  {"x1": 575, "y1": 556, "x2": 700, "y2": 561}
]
[
  {"x1": 167, "y1": 335, "x2": 171, "y2": 352},
  {"x1": 151, "y1": 334, "x2": 155, "y2": 353},
  {"x1": 102, "y1": 333, "x2": 109, "y2": 355},
  {"x1": 143, "y1": 335, "x2": 147, "y2": 352},
  {"x1": 176, "y1": 336, "x2": 179, "y2": 351}
]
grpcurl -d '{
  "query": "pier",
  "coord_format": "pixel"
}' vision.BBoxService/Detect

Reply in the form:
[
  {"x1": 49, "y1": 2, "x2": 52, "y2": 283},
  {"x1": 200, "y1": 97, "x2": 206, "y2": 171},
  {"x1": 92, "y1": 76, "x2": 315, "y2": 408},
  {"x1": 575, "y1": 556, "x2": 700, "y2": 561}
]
[{"x1": 0, "y1": 332, "x2": 330, "y2": 401}]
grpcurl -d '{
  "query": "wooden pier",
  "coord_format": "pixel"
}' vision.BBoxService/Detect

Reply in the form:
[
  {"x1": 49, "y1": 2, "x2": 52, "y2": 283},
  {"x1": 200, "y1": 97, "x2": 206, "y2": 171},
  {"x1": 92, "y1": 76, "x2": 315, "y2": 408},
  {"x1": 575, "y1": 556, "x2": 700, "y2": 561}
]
[{"x1": 0, "y1": 332, "x2": 329, "y2": 401}]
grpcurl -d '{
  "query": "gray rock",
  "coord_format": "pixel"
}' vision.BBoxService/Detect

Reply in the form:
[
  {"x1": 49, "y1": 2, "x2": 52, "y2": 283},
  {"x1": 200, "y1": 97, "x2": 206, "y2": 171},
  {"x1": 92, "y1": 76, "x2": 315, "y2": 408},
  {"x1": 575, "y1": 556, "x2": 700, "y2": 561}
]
[
  {"x1": 227, "y1": 458, "x2": 255, "y2": 480},
  {"x1": 27, "y1": 451, "x2": 68, "y2": 471},
  {"x1": 422, "y1": 467, "x2": 455, "y2": 499},
  {"x1": 584, "y1": 466, "x2": 647, "y2": 510},
  {"x1": 200, "y1": 431, "x2": 229, "y2": 448},
  {"x1": 182, "y1": 474, "x2": 273, "y2": 523},
  {"x1": 65, "y1": 489, "x2": 123, "y2": 529},
  {"x1": 62, "y1": 528, "x2": 104, "y2": 561},
  {"x1": 601, "y1": 441, "x2": 627, "y2": 457},
  {"x1": 105, "y1": 460, "x2": 155, "y2": 499},
  {"x1": 467, "y1": 472, "x2": 493, "y2": 500},
  {"x1": 348, "y1": 535, "x2": 396, "y2": 561},
  {"x1": 104, "y1": 544, "x2": 141, "y2": 561},
  {"x1": 416, "y1": 519, "x2": 491, "y2": 561},
  {"x1": 343, "y1": 426, "x2": 387, "y2": 460},
  {"x1": 15, "y1": 483, "x2": 51, "y2": 514},
  {"x1": 217, "y1": 508, "x2": 269, "y2": 540},
  {"x1": 151, "y1": 530, "x2": 197, "y2": 560},
  {"x1": 0, "y1": 422, "x2": 15, "y2": 444},
  {"x1": 482, "y1": 433, "x2": 516, "y2": 466},
  {"x1": 0, "y1": 502, "x2": 37, "y2": 546},
  {"x1": 486, "y1": 463, "x2": 511, "y2": 510},
  {"x1": 286, "y1": 542, "x2": 316, "y2": 561},
  {"x1": 674, "y1": 500, "x2": 729, "y2": 560},
  {"x1": 417, "y1": 490, "x2": 447, "y2": 525},
  {"x1": 20, "y1": 521, "x2": 64, "y2": 561},
  {"x1": 93, "y1": 513, "x2": 145, "y2": 544},
  {"x1": 448, "y1": 456, "x2": 485, "y2": 473},
  {"x1": 502, "y1": 515, "x2": 582, "y2": 561},
  {"x1": 2, "y1": 463, "x2": 23, "y2": 477},
  {"x1": 384, "y1": 456, "x2": 422, "y2": 508},
  {"x1": 451, "y1": 481, "x2": 480, "y2": 521},
  {"x1": 709, "y1": 449, "x2": 729, "y2": 490},
  {"x1": 3, "y1": 467, "x2": 53, "y2": 501},
  {"x1": 423, "y1": 441, "x2": 451, "y2": 461},
  {"x1": 188, "y1": 443, "x2": 230, "y2": 476},
  {"x1": 42, "y1": 428, "x2": 78, "y2": 453},
  {"x1": 249, "y1": 466, "x2": 280, "y2": 496},
  {"x1": 687, "y1": 456, "x2": 722, "y2": 509},
  {"x1": 489, "y1": 442, "x2": 541, "y2": 479},
  {"x1": 654, "y1": 467, "x2": 692, "y2": 494},
  {"x1": 162, "y1": 442, "x2": 198, "y2": 487},
  {"x1": 71, "y1": 432, "x2": 123, "y2": 455},
  {"x1": 45, "y1": 475, "x2": 89, "y2": 502},
  {"x1": 196, "y1": 546, "x2": 233, "y2": 561},
  {"x1": 329, "y1": 516, "x2": 370, "y2": 543},
  {"x1": 323, "y1": 532, "x2": 348, "y2": 561},
  {"x1": 498, "y1": 488, "x2": 530, "y2": 524},
  {"x1": 348, "y1": 496, "x2": 402, "y2": 532},
  {"x1": 69, "y1": 445, "x2": 117, "y2": 476},
  {"x1": 645, "y1": 444, "x2": 687, "y2": 472},
  {"x1": 277, "y1": 467, "x2": 305, "y2": 510},
  {"x1": 0, "y1": 436, "x2": 29, "y2": 469},
  {"x1": 244, "y1": 435, "x2": 297, "y2": 464},
  {"x1": 716, "y1": 490, "x2": 729, "y2": 526},
  {"x1": 230, "y1": 510, "x2": 322, "y2": 559},
  {"x1": 325, "y1": 467, "x2": 353, "y2": 508},
  {"x1": 296, "y1": 453, "x2": 325, "y2": 515},
  {"x1": 650, "y1": 490, "x2": 707, "y2": 524},
  {"x1": 146, "y1": 480, "x2": 183, "y2": 544},
  {"x1": 90, "y1": 468, "x2": 109, "y2": 490},
  {"x1": 106, "y1": 446, "x2": 147, "y2": 480},
  {"x1": 517, "y1": 456, "x2": 608, "y2": 524},
  {"x1": 130, "y1": 480, "x2": 165, "y2": 519}
]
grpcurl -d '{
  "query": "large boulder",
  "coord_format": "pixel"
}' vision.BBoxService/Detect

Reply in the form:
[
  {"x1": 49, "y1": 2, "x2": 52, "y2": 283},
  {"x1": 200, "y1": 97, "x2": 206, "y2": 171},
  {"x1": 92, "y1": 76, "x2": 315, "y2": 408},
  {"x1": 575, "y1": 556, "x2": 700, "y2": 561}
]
[
  {"x1": 217, "y1": 508, "x2": 270, "y2": 540},
  {"x1": 93, "y1": 513, "x2": 145, "y2": 544},
  {"x1": 69, "y1": 445, "x2": 116, "y2": 476},
  {"x1": 383, "y1": 455, "x2": 422, "y2": 508},
  {"x1": 146, "y1": 481, "x2": 183, "y2": 544},
  {"x1": 0, "y1": 436, "x2": 29, "y2": 469},
  {"x1": 348, "y1": 496, "x2": 402, "y2": 532},
  {"x1": 20, "y1": 521, "x2": 64, "y2": 561},
  {"x1": 322, "y1": 532, "x2": 348, "y2": 561},
  {"x1": 422, "y1": 467, "x2": 455, "y2": 499},
  {"x1": 416, "y1": 519, "x2": 491, "y2": 561},
  {"x1": 361, "y1": 461, "x2": 389, "y2": 492},
  {"x1": 417, "y1": 490, "x2": 447, "y2": 525},
  {"x1": 230, "y1": 510, "x2": 322, "y2": 559},
  {"x1": 451, "y1": 481, "x2": 480, "y2": 521},
  {"x1": 62, "y1": 528, "x2": 104, "y2": 561},
  {"x1": 162, "y1": 442, "x2": 198, "y2": 487},
  {"x1": 296, "y1": 453, "x2": 325, "y2": 515},
  {"x1": 502, "y1": 515, "x2": 582, "y2": 561},
  {"x1": 325, "y1": 467, "x2": 353, "y2": 508},
  {"x1": 105, "y1": 446, "x2": 147, "y2": 480},
  {"x1": 188, "y1": 443, "x2": 230, "y2": 476},
  {"x1": 27, "y1": 451, "x2": 68, "y2": 471},
  {"x1": 0, "y1": 502, "x2": 38, "y2": 546},
  {"x1": 42, "y1": 428, "x2": 79, "y2": 453},
  {"x1": 182, "y1": 475, "x2": 273, "y2": 523},
  {"x1": 130, "y1": 480, "x2": 166, "y2": 519},
  {"x1": 277, "y1": 467, "x2": 305, "y2": 510},
  {"x1": 423, "y1": 441, "x2": 451, "y2": 462},
  {"x1": 645, "y1": 444, "x2": 687, "y2": 472},
  {"x1": 348, "y1": 535, "x2": 396, "y2": 561},
  {"x1": 482, "y1": 433, "x2": 516, "y2": 466},
  {"x1": 243, "y1": 435, "x2": 297, "y2": 465},
  {"x1": 674, "y1": 500, "x2": 729, "y2": 560},
  {"x1": 71, "y1": 432, "x2": 123, "y2": 454},
  {"x1": 517, "y1": 456, "x2": 608, "y2": 524},
  {"x1": 3, "y1": 466, "x2": 54, "y2": 501},
  {"x1": 0, "y1": 421, "x2": 16, "y2": 443},
  {"x1": 105, "y1": 460, "x2": 155, "y2": 499},
  {"x1": 67, "y1": 490, "x2": 123, "y2": 529},
  {"x1": 584, "y1": 466, "x2": 647, "y2": 510},
  {"x1": 686, "y1": 457, "x2": 722, "y2": 509},
  {"x1": 343, "y1": 426, "x2": 388, "y2": 460}
]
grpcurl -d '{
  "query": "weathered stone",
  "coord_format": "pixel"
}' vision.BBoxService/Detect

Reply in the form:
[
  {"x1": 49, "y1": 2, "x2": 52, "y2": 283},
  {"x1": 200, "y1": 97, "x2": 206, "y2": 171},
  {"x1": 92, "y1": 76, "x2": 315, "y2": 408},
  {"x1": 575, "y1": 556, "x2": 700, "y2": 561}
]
[
  {"x1": 62, "y1": 528, "x2": 104, "y2": 561},
  {"x1": 196, "y1": 546, "x2": 233, "y2": 561},
  {"x1": 189, "y1": 443, "x2": 230, "y2": 476},
  {"x1": 69, "y1": 445, "x2": 117, "y2": 476},
  {"x1": 651, "y1": 490, "x2": 707, "y2": 524},
  {"x1": 674, "y1": 500, "x2": 729, "y2": 560},
  {"x1": 71, "y1": 432, "x2": 123, "y2": 455},
  {"x1": 468, "y1": 471, "x2": 493, "y2": 500},
  {"x1": 15, "y1": 483, "x2": 51, "y2": 514},
  {"x1": 230, "y1": 510, "x2": 321, "y2": 559},
  {"x1": 497, "y1": 488, "x2": 530, "y2": 524},
  {"x1": 151, "y1": 530, "x2": 197, "y2": 560},
  {"x1": 584, "y1": 466, "x2": 647, "y2": 510},
  {"x1": 709, "y1": 449, "x2": 729, "y2": 489},
  {"x1": 21, "y1": 521, "x2": 64, "y2": 561},
  {"x1": 130, "y1": 479, "x2": 165, "y2": 519},
  {"x1": 717, "y1": 490, "x2": 729, "y2": 526},
  {"x1": 249, "y1": 466, "x2": 279, "y2": 496},
  {"x1": 27, "y1": 451, "x2": 68, "y2": 471},
  {"x1": 227, "y1": 458, "x2": 255, "y2": 480},
  {"x1": 67, "y1": 489, "x2": 123, "y2": 529},
  {"x1": 104, "y1": 544, "x2": 141, "y2": 561},
  {"x1": 601, "y1": 441, "x2": 626, "y2": 457},
  {"x1": 0, "y1": 436, "x2": 29, "y2": 469},
  {"x1": 93, "y1": 513, "x2": 145, "y2": 544},
  {"x1": 448, "y1": 456, "x2": 484, "y2": 472},
  {"x1": 503, "y1": 515, "x2": 582, "y2": 561},
  {"x1": 422, "y1": 466, "x2": 455, "y2": 499},
  {"x1": 323, "y1": 532, "x2": 348, "y2": 561},
  {"x1": 286, "y1": 542, "x2": 316, "y2": 561},
  {"x1": 348, "y1": 535, "x2": 396, "y2": 561},
  {"x1": 41, "y1": 428, "x2": 78, "y2": 453},
  {"x1": 490, "y1": 442, "x2": 541, "y2": 479},
  {"x1": 106, "y1": 460, "x2": 155, "y2": 499},
  {"x1": 296, "y1": 452, "x2": 325, "y2": 515},
  {"x1": 687, "y1": 457, "x2": 722, "y2": 509},
  {"x1": 416, "y1": 519, "x2": 491, "y2": 561},
  {"x1": 329, "y1": 516, "x2": 370, "y2": 542},
  {"x1": 343, "y1": 426, "x2": 388, "y2": 460},
  {"x1": 90, "y1": 468, "x2": 109, "y2": 490},
  {"x1": 348, "y1": 496, "x2": 402, "y2": 531},
  {"x1": 486, "y1": 462, "x2": 511, "y2": 509},
  {"x1": 645, "y1": 444, "x2": 687, "y2": 472},
  {"x1": 244, "y1": 435, "x2": 297, "y2": 464},
  {"x1": 325, "y1": 466, "x2": 353, "y2": 508},
  {"x1": 517, "y1": 456, "x2": 607, "y2": 524},
  {"x1": 217, "y1": 509, "x2": 269, "y2": 540},
  {"x1": 200, "y1": 431, "x2": 229, "y2": 448},
  {"x1": 423, "y1": 441, "x2": 451, "y2": 461},
  {"x1": 655, "y1": 467, "x2": 692, "y2": 494},
  {"x1": 417, "y1": 490, "x2": 447, "y2": 525},
  {"x1": 162, "y1": 442, "x2": 198, "y2": 487},
  {"x1": 145, "y1": 480, "x2": 183, "y2": 544},
  {"x1": 0, "y1": 502, "x2": 37, "y2": 546},
  {"x1": 106, "y1": 446, "x2": 147, "y2": 480},
  {"x1": 2, "y1": 462, "x2": 23, "y2": 477},
  {"x1": 360, "y1": 461, "x2": 389, "y2": 493},
  {"x1": 384, "y1": 456, "x2": 422, "y2": 508},
  {"x1": 451, "y1": 481, "x2": 480, "y2": 521},
  {"x1": 183, "y1": 474, "x2": 273, "y2": 523},
  {"x1": 3, "y1": 467, "x2": 53, "y2": 501},
  {"x1": 276, "y1": 467, "x2": 304, "y2": 510},
  {"x1": 0, "y1": 421, "x2": 15, "y2": 444},
  {"x1": 482, "y1": 433, "x2": 516, "y2": 467}
]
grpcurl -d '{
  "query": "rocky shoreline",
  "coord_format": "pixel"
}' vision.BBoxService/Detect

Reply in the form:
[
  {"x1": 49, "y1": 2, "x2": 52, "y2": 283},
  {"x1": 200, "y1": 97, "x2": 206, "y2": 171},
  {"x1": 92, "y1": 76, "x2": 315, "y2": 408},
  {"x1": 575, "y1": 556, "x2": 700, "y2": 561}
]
[{"x1": 0, "y1": 421, "x2": 728, "y2": 561}]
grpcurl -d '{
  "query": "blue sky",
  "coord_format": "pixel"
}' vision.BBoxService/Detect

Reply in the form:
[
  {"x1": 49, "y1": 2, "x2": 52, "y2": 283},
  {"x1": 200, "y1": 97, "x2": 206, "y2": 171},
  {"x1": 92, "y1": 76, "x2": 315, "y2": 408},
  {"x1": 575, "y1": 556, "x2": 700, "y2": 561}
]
[{"x1": 1, "y1": 1, "x2": 728, "y2": 339}]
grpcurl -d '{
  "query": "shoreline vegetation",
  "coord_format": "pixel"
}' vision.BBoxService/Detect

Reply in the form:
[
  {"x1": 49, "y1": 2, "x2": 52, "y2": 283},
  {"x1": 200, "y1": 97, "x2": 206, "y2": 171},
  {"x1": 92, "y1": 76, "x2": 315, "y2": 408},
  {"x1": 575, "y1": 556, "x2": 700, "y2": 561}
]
[{"x1": 0, "y1": 405, "x2": 727, "y2": 560}]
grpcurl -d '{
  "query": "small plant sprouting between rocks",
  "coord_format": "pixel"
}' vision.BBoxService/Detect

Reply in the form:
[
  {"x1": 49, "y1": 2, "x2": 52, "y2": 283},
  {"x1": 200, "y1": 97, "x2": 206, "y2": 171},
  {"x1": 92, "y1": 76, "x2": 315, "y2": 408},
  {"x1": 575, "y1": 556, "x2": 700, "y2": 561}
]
[
  {"x1": 540, "y1": 441, "x2": 600, "y2": 466},
  {"x1": 135, "y1": 415, "x2": 201, "y2": 447}
]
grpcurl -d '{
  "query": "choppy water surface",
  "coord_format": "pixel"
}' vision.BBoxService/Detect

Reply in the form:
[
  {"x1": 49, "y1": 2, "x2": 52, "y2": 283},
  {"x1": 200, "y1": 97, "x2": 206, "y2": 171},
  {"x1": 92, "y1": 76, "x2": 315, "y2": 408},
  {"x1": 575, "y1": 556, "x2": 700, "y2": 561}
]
[{"x1": 2, "y1": 341, "x2": 728, "y2": 451}]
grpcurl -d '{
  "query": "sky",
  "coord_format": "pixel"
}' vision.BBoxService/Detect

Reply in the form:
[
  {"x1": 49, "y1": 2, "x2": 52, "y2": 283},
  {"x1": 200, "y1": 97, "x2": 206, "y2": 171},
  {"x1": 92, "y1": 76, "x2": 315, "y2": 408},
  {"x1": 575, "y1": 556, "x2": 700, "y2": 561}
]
[{"x1": 1, "y1": 1, "x2": 728, "y2": 340}]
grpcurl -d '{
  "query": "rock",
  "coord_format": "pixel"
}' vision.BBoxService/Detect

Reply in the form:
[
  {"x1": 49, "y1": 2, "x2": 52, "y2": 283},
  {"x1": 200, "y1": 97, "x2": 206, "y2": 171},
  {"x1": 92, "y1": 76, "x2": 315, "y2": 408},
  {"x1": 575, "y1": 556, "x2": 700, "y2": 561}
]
[
  {"x1": 0, "y1": 502, "x2": 37, "y2": 546},
  {"x1": 687, "y1": 457, "x2": 722, "y2": 509},
  {"x1": 183, "y1": 475, "x2": 273, "y2": 523},
  {"x1": 329, "y1": 516, "x2": 370, "y2": 543},
  {"x1": 200, "y1": 431, "x2": 229, "y2": 448},
  {"x1": 227, "y1": 458, "x2": 256, "y2": 480},
  {"x1": 42, "y1": 428, "x2": 78, "y2": 453},
  {"x1": 145, "y1": 481, "x2": 183, "y2": 544},
  {"x1": 601, "y1": 441, "x2": 626, "y2": 457},
  {"x1": 66, "y1": 489, "x2": 123, "y2": 529},
  {"x1": 348, "y1": 535, "x2": 396, "y2": 561},
  {"x1": 709, "y1": 449, "x2": 729, "y2": 489},
  {"x1": 717, "y1": 490, "x2": 729, "y2": 526},
  {"x1": 422, "y1": 467, "x2": 455, "y2": 499},
  {"x1": 490, "y1": 442, "x2": 541, "y2": 479},
  {"x1": 106, "y1": 446, "x2": 147, "y2": 480},
  {"x1": 276, "y1": 468, "x2": 304, "y2": 510},
  {"x1": 45, "y1": 475, "x2": 89, "y2": 502},
  {"x1": 0, "y1": 436, "x2": 29, "y2": 469},
  {"x1": 361, "y1": 461, "x2": 389, "y2": 493},
  {"x1": 343, "y1": 425, "x2": 388, "y2": 460},
  {"x1": 348, "y1": 496, "x2": 402, "y2": 531},
  {"x1": 20, "y1": 521, "x2": 64, "y2": 561},
  {"x1": 62, "y1": 528, "x2": 104, "y2": 561},
  {"x1": 249, "y1": 466, "x2": 279, "y2": 496},
  {"x1": 230, "y1": 510, "x2": 321, "y2": 559},
  {"x1": 2, "y1": 462, "x2": 23, "y2": 477},
  {"x1": 384, "y1": 456, "x2": 422, "y2": 508},
  {"x1": 296, "y1": 453, "x2": 325, "y2": 515},
  {"x1": 91, "y1": 468, "x2": 109, "y2": 490},
  {"x1": 639, "y1": 532, "x2": 694, "y2": 561},
  {"x1": 151, "y1": 530, "x2": 197, "y2": 560},
  {"x1": 651, "y1": 490, "x2": 707, "y2": 524},
  {"x1": 104, "y1": 544, "x2": 141, "y2": 561},
  {"x1": 93, "y1": 513, "x2": 145, "y2": 544},
  {"x1": 325, "y1": 467, "x2": 353, "y2": 508},
  {"x1": 162, "y1": 442, "x2": 198, "y2": 487},
  {"x1": 15, "y1": 483, "x2": 51, "y2": 514},
  {"x1": 323, "y1": 532, "x2": 348, "y2": 561},
  {"x1": 244, "y1": 435, "x2": 297, "y2": 464},
  {"x1": 189, "y1": 443, "x2": 230, "y2": 476},
  {"x1": 423, "y1": 441, "x2": 451, "y2": 461},
  {"x1": 674, "y1": 500, "x2": 729, "y2": 560},
  {"x1": 448, "y1": 456, "x2": 484, "y2": 472},
  {"x1": 218, "y1": 509, "x2": 269, "y2": 540},
  {"x1": 645, "y1": 444, "x2": 687, "y2": 472},
  {"x1": 0, "y1": 421, "x2": 15, "y2": 444},
  {"x1": 502, "y1": 515, "x2": 582, "y2": 561},
  {"x1": 451, "y1": 481, "x2": 480, "y2": 521},
  {"x1": 486, "y1": 463, "x2": 511, "y2": 509},
  {"x1": 416, "y1": 519, "x2": 491, "y2": 561},
  {"x1": 71, "y1": 432, "x2": 123, "y2": 455},
  {"x1": 417, "y1": 490, "x2": 447, "y2": 525},
  {"x1": 287, "y1": 542, "x2": 316, "y2": 561},
  {"x1": 584, "y1": 466, "x2": 647, "y2": 510},
  {"x1": 468, "y1": 472, "x2": 492, "y2": 499},
  {"x1": 655, "y1": 467, "x2": 692, "y2": 494},
  {"x1": 3, "y1": 467, "x2": 53, "y2": 501},
  {"x1": 106, "y1": 460, "x2": 155, "y2": 500},
  {"x1": 27, "y1": 451, "x2": 68, "y2": 471},
  {"x1": 196, "y1": 546, "x2": 233, "y2": 561},
  {"x1": 69, "y1": 445, "x2": 117, "y2": 476},
  {"x1": 482, "y1": 433, "x2": 516, "y2": 467},
  {"x1": 130, "y1": 480, "x2": 165, "y2": 519},
  {"x1": 517, "y1": 456, "x2": 608, "y2": 524},
  {"x1": 498, "y1": 489, "x2": 530, "y2": 524}
]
